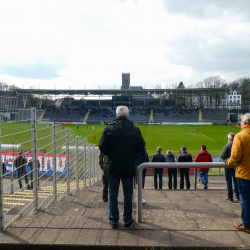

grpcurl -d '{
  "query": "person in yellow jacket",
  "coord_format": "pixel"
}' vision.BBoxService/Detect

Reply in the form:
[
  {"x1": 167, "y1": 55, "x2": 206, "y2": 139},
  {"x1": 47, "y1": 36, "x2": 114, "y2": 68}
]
[{"x1": 227, "y1": 113, "x2": 250, "y2": 233}]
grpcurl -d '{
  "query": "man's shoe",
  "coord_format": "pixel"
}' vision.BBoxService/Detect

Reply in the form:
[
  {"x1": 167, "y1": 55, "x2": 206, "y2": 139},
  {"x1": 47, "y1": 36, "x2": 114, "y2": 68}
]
[
  {"x1": 142, "y1": 199, "x2": 146, "y2": 204},
  {"x1": 234, "y1": 222, "x2": 250, "y2": 233},
  {"x1": 124, "y1": 219, "x2": 133, "y2": 228},
  {"x1": 103, "y1": 199, "x2": 108, "y2": 202},
  {"x1": 236, "y1": 198, "x2": 241, "y2": 201},
  {"x1": 27, "y1": 185, "x2": 32, "y2": 190},
  {"x1": 110, "y1": 221, "x2": 118, "y2": 229},
  {"x1": 224, "y1": 196, "x2": 233, "y2": 202},
  {"x1": 204, "y1": 182, "x2": 208, "y2": 189}
]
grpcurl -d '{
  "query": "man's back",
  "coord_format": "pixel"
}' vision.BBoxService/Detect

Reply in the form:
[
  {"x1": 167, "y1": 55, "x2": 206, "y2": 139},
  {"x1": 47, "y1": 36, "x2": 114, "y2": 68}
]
[
  {"x1": 99, "y1": 117, "x2": 145, "y2": 179},
  {"x1": 152, "y1": 152, "x2": 165, "y2": 162},
  {"x1": 178, "y1": 152, "x2": 192, "y2": 162}
]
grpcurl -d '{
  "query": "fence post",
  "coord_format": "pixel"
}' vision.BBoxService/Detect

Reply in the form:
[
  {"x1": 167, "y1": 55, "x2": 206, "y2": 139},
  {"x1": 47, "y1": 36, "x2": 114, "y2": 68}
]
[
  {"x1": 84, "y1": 137, "x2": 87, "y2": 188},
  {"x1": 52, "y1": 124, "x2": 57, "y2": 202},
  {"x1": 194, "y1": 168, "x2": 197, "y2": 189},
  {"x1": 76, "y1": 136, "x2": 79, "y2": 191},
  {"x1": 66, "y1": 129, "x2": 70, "y2": 195},
  {"x1": 0, "y1": 129, "x2": 4, "y2": 230},
  {"x1": 31, "y1": 107, "x2": 38, "y2": 210},
  {"x1": 11, "y1": 143, "x2": 14, "y2": 194}
]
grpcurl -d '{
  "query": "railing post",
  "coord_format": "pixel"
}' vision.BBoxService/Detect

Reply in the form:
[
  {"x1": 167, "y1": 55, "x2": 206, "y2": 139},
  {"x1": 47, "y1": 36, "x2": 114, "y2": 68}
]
[
  {"x1": 0, "y1": 129, "x2": 4, "y2": 230},
  {"x1": 11, "y1": 143, "x2": 14, "y2": 194},
  {"x1": 84, "y1": 137, "x2": 87, "y2": 188},
  {"x1": 52, "y1": 124, "x2": 57, "y2": 202},
  {"x1": 137, "y1": 164, "x2": 144, "y2": 222},
  {"x1": 66, "y1": 128, "x2": 70, "y2": 194},
  {"x1": 194, "y1": 168, "x2": 197, "y2": 189},
  {"x1": 76, "y1": 136, "x2": 79, "y2": 191},
  {"x1": 31, "y1": 107, "x2": 38, "y2": 210}
]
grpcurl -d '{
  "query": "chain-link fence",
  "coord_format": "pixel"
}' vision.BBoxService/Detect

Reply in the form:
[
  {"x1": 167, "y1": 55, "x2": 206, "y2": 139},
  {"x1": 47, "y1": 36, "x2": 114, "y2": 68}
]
[{"x1": 0, "y1": 107, "x2": 101, "y2": 230}]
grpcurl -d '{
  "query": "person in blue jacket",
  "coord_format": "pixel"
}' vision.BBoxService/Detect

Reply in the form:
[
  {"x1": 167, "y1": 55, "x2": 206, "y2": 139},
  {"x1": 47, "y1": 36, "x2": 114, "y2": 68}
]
[{"x1": 165, "y1": 150, "x2": 177, "y2": 189}]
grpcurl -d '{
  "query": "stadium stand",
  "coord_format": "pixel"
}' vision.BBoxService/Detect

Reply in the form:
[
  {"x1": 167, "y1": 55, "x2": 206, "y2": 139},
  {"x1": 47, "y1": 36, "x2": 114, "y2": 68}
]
[{"x1": 43, "y1": 106, "x2": 228, "y2": 124}]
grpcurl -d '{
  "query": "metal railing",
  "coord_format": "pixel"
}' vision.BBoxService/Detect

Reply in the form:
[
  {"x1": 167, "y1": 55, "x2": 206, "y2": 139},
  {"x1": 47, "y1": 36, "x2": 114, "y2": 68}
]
[
  {"x1": 136, "y1": 162, "x2": 231, "y2": 222},
  {"x1": 0, "y1": 108, "x2": 102, "y2": 230}
]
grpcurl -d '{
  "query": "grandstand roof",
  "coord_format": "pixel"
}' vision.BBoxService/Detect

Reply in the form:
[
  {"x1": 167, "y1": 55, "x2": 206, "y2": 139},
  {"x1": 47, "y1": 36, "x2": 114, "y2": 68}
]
[{"x1": 13, "y1": 87, "x2": 228, "y2": 96}]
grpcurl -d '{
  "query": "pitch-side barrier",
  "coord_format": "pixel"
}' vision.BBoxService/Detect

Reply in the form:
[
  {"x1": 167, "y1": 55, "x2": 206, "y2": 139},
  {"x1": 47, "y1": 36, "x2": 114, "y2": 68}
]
[{"x1": 136, "y1": 162, "x2": 230, "y2": 222}]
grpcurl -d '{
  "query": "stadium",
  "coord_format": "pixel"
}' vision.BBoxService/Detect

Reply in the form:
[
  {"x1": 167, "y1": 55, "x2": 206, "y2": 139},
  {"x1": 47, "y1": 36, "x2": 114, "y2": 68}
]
[{"x1": 0, "y1": 78, "x2": 246, "y2": 230}]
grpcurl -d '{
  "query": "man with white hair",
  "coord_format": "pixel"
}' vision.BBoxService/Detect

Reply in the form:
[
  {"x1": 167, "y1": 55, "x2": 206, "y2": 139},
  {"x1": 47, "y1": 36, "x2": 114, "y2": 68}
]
[
  {"x1": 221, "y1": 132, "x2": 240, "y2": 202},
  {"x1": 99, "y1": 106, "x2": 145, "y2": 229},
  {"x1": 227, "y1": 113, "x2": 250, "y2": 233}
]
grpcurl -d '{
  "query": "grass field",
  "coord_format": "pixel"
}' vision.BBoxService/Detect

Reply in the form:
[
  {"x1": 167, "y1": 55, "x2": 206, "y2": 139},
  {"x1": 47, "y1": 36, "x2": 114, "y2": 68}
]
[
  {"x1": 63, "y1": 123, "x2": 241, "y2": 157},
  {"x1": 1, "y1": 122, "x2": 241, "y2": 157}
]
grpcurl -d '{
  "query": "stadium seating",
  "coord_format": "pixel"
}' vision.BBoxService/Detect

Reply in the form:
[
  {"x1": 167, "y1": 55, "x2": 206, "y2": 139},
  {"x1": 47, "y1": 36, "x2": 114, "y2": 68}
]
[{"x1": 43, "y1": 106, "x2": 228, "y2": 124}]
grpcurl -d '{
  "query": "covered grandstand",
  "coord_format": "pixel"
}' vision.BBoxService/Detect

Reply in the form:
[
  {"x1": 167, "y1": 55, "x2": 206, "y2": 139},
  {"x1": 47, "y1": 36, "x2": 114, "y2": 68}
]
[{"x1": 13, "y1": 87, "x2": 234, "y2": 124}]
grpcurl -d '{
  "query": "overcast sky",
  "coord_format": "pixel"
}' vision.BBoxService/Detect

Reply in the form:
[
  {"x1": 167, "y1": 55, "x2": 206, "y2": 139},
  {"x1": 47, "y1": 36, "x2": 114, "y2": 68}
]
[{"x1": 0, "y1": 0, "x2": 249, "y2": 90}]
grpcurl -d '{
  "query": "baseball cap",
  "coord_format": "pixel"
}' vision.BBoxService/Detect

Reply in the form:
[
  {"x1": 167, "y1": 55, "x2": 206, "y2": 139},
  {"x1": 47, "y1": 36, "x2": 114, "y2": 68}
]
[{"x1": 181, "y1": 146, "x2": 186, "y2": 151}]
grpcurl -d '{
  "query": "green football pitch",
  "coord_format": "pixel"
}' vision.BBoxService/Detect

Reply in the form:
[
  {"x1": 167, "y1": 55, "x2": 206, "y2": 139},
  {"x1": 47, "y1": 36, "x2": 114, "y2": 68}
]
[
  {"x1": 1, "y1": 123, "x2": 241, "y2": 157},
  {"x1": 64, "y1": 123, "x2": 241, "y2": 157}
]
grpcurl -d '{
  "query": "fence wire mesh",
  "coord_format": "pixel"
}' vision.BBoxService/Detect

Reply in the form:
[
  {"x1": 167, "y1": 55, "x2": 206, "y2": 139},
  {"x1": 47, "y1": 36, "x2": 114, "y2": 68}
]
[{"x1": 0, "y1": 105, "x2": 101, "y2": 230}]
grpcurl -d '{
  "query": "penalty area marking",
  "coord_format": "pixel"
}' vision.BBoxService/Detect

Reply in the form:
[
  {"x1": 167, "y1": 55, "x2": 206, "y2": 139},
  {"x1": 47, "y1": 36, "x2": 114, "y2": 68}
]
[{"x1": 189, "y1": 127, "x2": 215, "y2": 142}]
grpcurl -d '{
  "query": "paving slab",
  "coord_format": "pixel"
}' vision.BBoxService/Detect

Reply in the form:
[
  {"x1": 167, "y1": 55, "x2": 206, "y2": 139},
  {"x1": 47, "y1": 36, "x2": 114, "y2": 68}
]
[{"x1": 1, "y1": 176, "x2": 249, "y2": 249}]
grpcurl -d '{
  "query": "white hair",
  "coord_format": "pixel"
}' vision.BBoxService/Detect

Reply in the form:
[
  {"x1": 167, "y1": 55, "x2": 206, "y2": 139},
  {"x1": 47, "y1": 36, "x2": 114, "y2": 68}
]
[
  {"x1": 166, "y1": 150, "x2": 171, "y2": 154},
  {"x1": 227, "y1": 132, "x2": 235, "y2": 140},
  {"x1": 241, "y1": 113, "x2": 250, "y2": 125},
  {"x1": 116, "y1": 106, "x2": 129, "y2": 118}
]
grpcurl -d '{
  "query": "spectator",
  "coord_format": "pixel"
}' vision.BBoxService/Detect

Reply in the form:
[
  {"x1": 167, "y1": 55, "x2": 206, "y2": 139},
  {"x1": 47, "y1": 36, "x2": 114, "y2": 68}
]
[
  {"x1": 195, "y1": 145, "x2": 213, "y2": 189},
  {"x1": 14, "y1": 152, "x2": 31, "y2": 190},
  {"x1": 221, "y1": 132, "x2": 239, "y2": 202},
  {"x1": 134, "y1": 148, "x2": 147, "y2": 203},
  {"x1": 99, "y1": 151, "x2": 108, "y2": 202},
  {"x1": 178, "y1": 146, "x2": 192, "y2": 189},
  {"x1": 99, "y1": 106, "x2": 145, "y2": 229},
  {"x1": 227, "y1": 113, "x2": 250, "y2": 233},
  {"x1": 165, "y1": 150, "x2": 177, "y2": 189},
  {"x1": 152, "y1": 147, "x2": 165, "y2": 189}
]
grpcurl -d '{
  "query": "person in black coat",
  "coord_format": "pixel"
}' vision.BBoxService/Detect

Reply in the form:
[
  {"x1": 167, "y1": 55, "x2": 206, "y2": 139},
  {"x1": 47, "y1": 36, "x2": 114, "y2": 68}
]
[
  {"x1": 221, "y1": 132, "x2": 239, "y2": 202},
  {"x1": 165, "y1": 150, "x2": 177, "y2": 189},
  {"x1": 178, "y1": 146, "x2": 192, "y2": 189},
  {"x1": 14, "y1": 152, "x2": 31, "y2": 189},
  {"x1": 99, "y1": 106, "x2": 145, "y2": 229},
  {"x1": 152, "y1": 147, "x2": 166, "y2": 189}
]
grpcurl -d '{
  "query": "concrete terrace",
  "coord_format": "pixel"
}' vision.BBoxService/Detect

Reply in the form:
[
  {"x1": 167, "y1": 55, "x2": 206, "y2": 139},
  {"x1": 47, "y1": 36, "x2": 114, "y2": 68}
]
[{"x1": 0, "y1": 176, "x2": 249, "y2": 250}]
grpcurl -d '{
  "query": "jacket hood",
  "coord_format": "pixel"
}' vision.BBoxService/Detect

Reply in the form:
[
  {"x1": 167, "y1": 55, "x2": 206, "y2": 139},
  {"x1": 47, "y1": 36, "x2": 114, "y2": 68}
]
[
  {"x1": 242, "y1": 127, "x2": 250, "y2": 135},
  {"x1": 166, "y1": 152, "x2": 174, "y2": 157},
  {"x1": 201, "y1": 150, "x2": 208, "y2": 154},
  {"x1": 227, "y1": 141, "x2": 234, "y2": 146},
  {"x1": 106, "y1": 117, "x2": 134, "y2": 136}
]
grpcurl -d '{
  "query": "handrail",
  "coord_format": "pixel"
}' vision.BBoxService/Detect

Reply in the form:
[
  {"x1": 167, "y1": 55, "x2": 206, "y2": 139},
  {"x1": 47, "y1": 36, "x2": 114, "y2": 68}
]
[{"x1": 136, "y1": 162, "x2": 231, "y2": 222}]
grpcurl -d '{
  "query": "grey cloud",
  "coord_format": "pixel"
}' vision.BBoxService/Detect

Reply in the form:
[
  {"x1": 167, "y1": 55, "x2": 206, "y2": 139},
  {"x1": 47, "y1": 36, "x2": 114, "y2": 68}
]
[
  {"x1": 0, "y1": 60, "x2": 66, "y2": 80},
  {"x1": 161, "y1": 0, "x2": 250, "y2": 21},
  {"x1": 165, "y1": 31, "x2": 250, "y2": 73}
]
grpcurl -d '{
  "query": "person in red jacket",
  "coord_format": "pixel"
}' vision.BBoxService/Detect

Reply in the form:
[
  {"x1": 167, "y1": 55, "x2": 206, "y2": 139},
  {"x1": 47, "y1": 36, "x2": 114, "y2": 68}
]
[{"x1": 195, "y1": 145, "x2": 213, "y2": 189}]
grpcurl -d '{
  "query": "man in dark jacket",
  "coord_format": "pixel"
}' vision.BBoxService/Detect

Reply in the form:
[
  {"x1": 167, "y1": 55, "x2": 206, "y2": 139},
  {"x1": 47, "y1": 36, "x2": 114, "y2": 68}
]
[
  {"x1": 165, "y1": 150, "x2": 177, "y2": 189},
  {"x1": 99, "y1": 106, "x2": 145, "y2": 229},
  {"x1": 178, "y1": 146, "x2": 192, "y2": 189},
  {"x1": 152, "y1": 147, "x2": 165, "y2": 189},
  {"x1": 221, "y1": 132, "x2": 239, "y2": 202},
  {"x1": 14, "y1": 152, "x2": 31, "y2": 190},
  {"x1": 195, "y1": 145, "x2": 213, "y2": 189}
]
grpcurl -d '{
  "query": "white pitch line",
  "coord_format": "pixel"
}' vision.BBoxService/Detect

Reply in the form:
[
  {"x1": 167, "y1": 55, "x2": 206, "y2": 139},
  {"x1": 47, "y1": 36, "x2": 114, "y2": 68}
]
[{"x1": 189, "y1": 127, "x2": 215, "y2": 142}]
